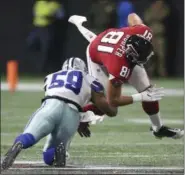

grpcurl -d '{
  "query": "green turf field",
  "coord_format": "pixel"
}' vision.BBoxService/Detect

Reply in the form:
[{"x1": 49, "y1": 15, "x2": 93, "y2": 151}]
[{"x1": 1, "y1": 79, "x2": 184, "y2": 168}]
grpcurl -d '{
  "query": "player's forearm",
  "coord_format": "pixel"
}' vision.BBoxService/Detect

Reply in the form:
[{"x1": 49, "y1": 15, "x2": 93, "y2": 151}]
[
  {"x1": 97, "y1": 99, "x2": 118, "y2": 117},
  {"x1": 92, "y1": 91, "x2": 117, "y2": 117},
  {"x1": 108, "y1": 95, "x2": 133, "y2": 107},
  {"x1": 106, "y1": 105, "x2": 118, "y2": 117},
  {"x1": 128, "y1": 13, "x2": 143, "y2": 26}
]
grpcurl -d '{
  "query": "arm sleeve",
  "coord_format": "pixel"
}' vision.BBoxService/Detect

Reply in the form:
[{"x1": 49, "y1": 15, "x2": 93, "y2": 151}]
[{"x1": 84, "y1": 73, "x2": 105, "y2": 93}]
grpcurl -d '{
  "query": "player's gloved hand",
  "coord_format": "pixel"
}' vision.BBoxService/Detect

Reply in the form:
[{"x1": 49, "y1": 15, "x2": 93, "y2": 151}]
[
  {"x1": 132, "y1": 86, "x2": 165, "y2": 102},
  {"x1": 77, "y1": 122, "x2": 91, "y2": 137},
  {"x1": 141, "y1": 87, "x2": 165, "y2": 101}
]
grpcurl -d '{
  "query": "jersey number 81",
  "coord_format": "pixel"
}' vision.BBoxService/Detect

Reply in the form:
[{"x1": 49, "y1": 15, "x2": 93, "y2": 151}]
[
  {"x1": 97, "y1": 31, "x2": 124, "y2": 53},
  {"x1": 97, "y1": 31, "x2": 130, "y2": 78}
]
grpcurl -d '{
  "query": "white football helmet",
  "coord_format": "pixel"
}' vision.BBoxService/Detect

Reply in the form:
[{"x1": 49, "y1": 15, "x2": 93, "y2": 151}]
[{"x1": 62, "y1": 57, "x2": 88, "y2": 73}]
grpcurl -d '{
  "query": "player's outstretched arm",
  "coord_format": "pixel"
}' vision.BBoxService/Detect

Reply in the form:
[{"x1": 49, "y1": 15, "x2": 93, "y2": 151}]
[
  {"x1": 107, "y1": 81, "x2": 165, "y2": 107},
  {"x1": 107, "y1": 81, "x2": 133, "y2": 107},
  {"x1": 91, "y1": 90, "x2": 117, "y2": 117},
  {"x1": 128, "y1": 13, "x2": 144, "y2": 26}
]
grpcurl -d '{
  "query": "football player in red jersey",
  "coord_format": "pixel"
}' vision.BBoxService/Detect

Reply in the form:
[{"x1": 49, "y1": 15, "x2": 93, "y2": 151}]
[{"x1": 69, "y1": 14, "x2": 184, "y2": 139}]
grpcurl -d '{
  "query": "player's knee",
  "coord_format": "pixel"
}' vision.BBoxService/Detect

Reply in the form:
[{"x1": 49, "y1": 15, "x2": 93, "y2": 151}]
[
  {"x1": 142, "y1": 101, "x2": 159, "y2": 115},
  {"x1": 141, "y1": 85, "x2": 159, "y2": 115},
  {"x1": 14, "y1": 133, "x2": 36, "y2": 149},
  {"x1": 43, "y1": 147, "x2": 55, "y2": 166}
]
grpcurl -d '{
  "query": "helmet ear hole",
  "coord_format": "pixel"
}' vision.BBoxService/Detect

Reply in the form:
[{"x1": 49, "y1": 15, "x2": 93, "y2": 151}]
[{"x1": 125, "y1": 35, "x2": 154, "y2": 65}]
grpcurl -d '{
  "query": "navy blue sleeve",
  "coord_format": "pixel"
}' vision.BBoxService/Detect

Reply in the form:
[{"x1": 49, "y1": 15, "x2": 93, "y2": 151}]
[{"x1": 91, "y1": 80, "x2": 104, "y2": 93}]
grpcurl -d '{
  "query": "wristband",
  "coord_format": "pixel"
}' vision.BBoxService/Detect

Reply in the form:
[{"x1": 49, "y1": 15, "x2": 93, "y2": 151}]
[{"x1": 131, "y1": 93, "x2": 142, "y2": 102}]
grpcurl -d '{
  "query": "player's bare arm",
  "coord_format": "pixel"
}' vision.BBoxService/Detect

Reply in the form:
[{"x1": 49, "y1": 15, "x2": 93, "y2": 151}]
[
  {"x1": 107, "y1": 81, "x2": 133, "y2": 107},
  {"x1": 91, "y1": 90, "x2": 117, "y2": 117},
  {"x1": 107, "y1": 80, "x2": 165, "y2": 107},
  {"x1": 128, "y1": 13, "x2": 144, "y2": 26}
]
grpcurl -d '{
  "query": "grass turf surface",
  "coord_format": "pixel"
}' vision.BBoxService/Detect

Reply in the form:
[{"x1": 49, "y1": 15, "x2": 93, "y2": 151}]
[{"x1": 1, "y1": 79, "x2": 184, "y2": 168}]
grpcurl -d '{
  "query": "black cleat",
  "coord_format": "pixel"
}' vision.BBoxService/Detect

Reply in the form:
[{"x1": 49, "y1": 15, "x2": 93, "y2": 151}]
[
  {"x1": 151, "y1": 126, "x2": 184, "y2": 139},
  {"x1": 2, "y1": 141, "x2": 23, "y2": 170},
  {"x1": 54, "y1": 143, "x2": 66, "y2": 167}
]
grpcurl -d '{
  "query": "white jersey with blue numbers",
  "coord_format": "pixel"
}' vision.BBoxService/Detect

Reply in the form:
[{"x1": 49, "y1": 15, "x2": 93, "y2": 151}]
[{"x1": 44, "y1": 69, "x2": 104, "y2": 109}]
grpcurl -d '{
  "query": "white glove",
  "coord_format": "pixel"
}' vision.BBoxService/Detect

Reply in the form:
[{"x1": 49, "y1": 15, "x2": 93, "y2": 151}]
[
  {"x1": 132, "y1": 86, "x2": 165, "y2": 102},
  {"x1": 80, "y1": 111, "x2": 106, "y2": 124},
  {"x1": 141, "y1": 87, "x2": 165, "y2": 101}
]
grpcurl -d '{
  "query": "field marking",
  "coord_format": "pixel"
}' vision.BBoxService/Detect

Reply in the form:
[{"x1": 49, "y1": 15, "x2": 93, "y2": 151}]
[
  {"x1": 2, "y1": 142, "x2": 183, "y2": 147},
  {"x1": 1, "y1": 82, "x2": 184, "y2": 96},
  {"x1": 125, "y1": 118, "x2": 184, "y2": 125},
  {"x1": 70, "y1": 154, "x2": 183, "y2": 158},
  {"x1": 1, "y1": 154, "x2": 183, "y2": 162},
  {"x1": 11, "y1": 161, "x2": 184, "y2": 170},
  {"x1": 9, "y1": 166, "x2": 184, "y2": 170},
  {"x1": 1, "y1": 116, "x2": 183, "y2": 125},
  {"x1": 4, "y1": 161, "x2": 183, "y2": 174}
]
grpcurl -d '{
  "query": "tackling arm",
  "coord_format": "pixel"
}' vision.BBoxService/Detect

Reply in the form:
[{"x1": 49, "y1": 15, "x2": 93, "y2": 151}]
[
  {"x1": 91, "y1": 90, "x2": 117, "y2": 117},
  {"x1": 107, "y1": 81, "x2": 133, "y2": 107}
]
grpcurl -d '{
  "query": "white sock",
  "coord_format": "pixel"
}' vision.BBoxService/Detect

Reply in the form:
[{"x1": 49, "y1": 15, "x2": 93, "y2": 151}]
[
  {"x1": 77, "y1": 25, "x2": 97, "y2": 42},
  {"x1": 149, "y1": 112, "x2": 163, "y2": 132}
]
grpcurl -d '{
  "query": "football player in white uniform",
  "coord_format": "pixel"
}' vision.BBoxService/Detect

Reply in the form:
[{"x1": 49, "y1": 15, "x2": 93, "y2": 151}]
[
  {"x1": 2, "y1": 57, "x2": 165, "y2": 170},
  {"x1": 2, "y1": 57, "x2": 117, "y2": 170}
]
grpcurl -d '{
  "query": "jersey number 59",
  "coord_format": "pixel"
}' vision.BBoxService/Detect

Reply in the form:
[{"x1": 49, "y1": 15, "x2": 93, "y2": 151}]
[
  {"x1": 47, "y1": 71, "x2": 83, "y2": 95},
  {"x1": 97, "y1": 31, "x2": 124, "y2": 53}
]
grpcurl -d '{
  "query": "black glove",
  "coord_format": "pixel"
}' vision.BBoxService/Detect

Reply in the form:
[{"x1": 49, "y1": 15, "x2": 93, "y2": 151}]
[{"x1": 78, "y1": 122, "x2": 91, "y2": 137}]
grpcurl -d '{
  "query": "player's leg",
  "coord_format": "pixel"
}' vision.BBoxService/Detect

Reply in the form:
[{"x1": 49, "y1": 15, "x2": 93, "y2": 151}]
[
  {"x1": 43, "y1": 133, "x2": 71, "y2": 166},
  {"x1": 69, "y1": 18, "x2": 108, "y2": 116},
  {"x1": 43, "y1": 102, "x2": 81, "y2": 167},
  {"x1": 68, "y1": 15, "x2": 97, "y2": 42},
  {"x1": 65, "y1": 139, "x2": 72, "y2": 159},
  {"x1": 69, "y1": 17, "x2": 107, "y2": 85},
  {"x1": 128, "y1": 65, "x2": 162, "y2": 131},
  {"x1": 70, "y1": 17, "x2": 108, "y2": 116},
  {"x1": 42, "y1": 134, "x2": 56, "y2": 166},
  {"x1": 83, "y1": 45, "x2": 109, "y2": 116},
  {"x1": 2, "y1": 99, "x2": 62, "y2": 169},
  {"x1": 55, "y1": 103, "x2": 80, "y2": 167},
  {"x1": 42, "y1": 132, "x2": 71, "y2": 166},
  {"x1": 128, "y1": 65, "x2": 184, "y2": 139}
]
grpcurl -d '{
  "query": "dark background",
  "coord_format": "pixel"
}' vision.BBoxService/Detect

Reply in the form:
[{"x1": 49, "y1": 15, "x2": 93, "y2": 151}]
[{"x1": 0, "y1": 0, "x2": 184, "y2": 77}]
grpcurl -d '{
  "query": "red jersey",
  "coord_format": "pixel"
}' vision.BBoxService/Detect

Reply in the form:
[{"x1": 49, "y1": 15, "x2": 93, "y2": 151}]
[{"x1": 89, "y1": 24, "x2": 153, "y2": 84}]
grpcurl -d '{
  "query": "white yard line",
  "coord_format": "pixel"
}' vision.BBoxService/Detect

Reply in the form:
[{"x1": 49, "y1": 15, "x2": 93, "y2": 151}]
[
  {"x1": 1, "y1": 82, "x2": 184, "y2": 96},
  {"x1": 10, "y1": 163, "x2": 184, "y2": 171},
  {"x1": 70, "y1": 154, "x2": 183, "y2": 158},
  {"x1": 1, "y1": 118, "x2": 183, "y2": 125},
  {"x1": 2, "y1": 142, "x2": 183, "y2": 147},
  {"x1": 10, "y1": 161, "x2": 183, "y2": 169},
  {"x1": 12, "y1": 160, "x2": 183, "y2": 169},
  {"x1": 125, "y1": 118, "x2": 184, "y2": 125}
]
